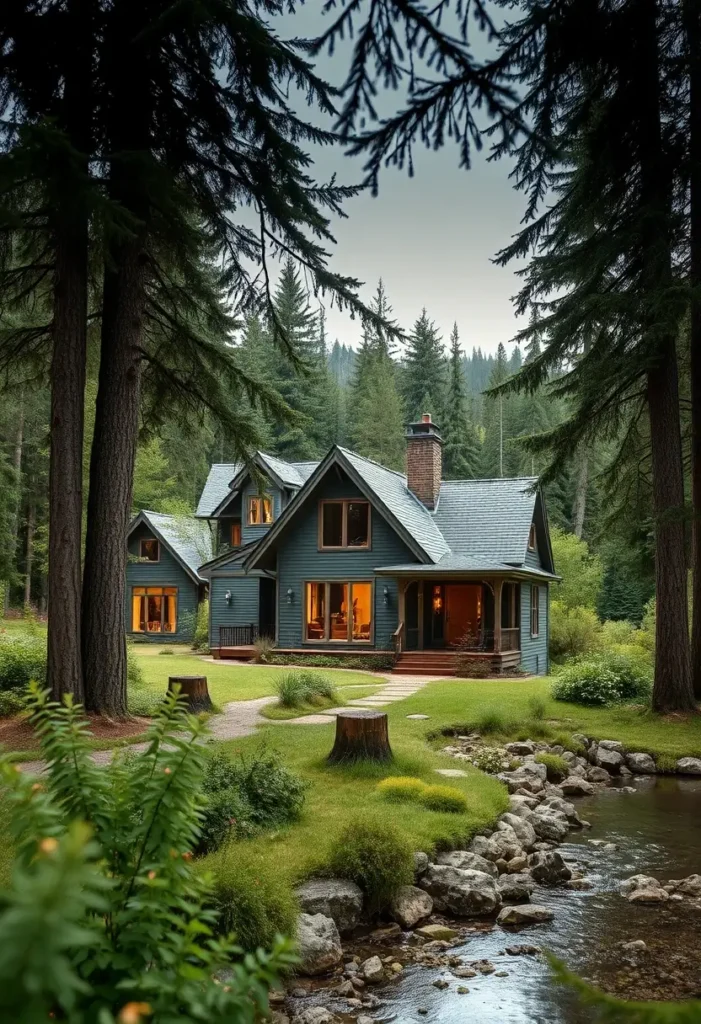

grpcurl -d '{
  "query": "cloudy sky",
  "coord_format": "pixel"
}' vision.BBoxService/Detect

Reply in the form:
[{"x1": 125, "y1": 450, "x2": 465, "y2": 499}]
[{"x1": 273, "y1": 5, "x2": 529, "y2": 357}]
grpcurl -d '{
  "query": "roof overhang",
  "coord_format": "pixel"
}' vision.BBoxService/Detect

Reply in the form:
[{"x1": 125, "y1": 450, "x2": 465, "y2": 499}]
[{"x1": 374, "y1": 564, "x2": 561, "y2": 582}]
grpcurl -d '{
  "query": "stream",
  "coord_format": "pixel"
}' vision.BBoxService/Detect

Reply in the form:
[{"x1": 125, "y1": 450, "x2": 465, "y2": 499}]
[{"x1": 352, "y1": 777, "x2": 701, "y2": 1023}]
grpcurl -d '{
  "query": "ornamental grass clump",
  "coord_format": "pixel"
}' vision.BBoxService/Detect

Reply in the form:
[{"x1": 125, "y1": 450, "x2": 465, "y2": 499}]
[
  {"x1": 535, "y1": 752, "x2": 570, "y2": 782},
  {"x1": 275, "y1": 669, "x2": 337, "y2": 708},
  {"x1": 327, "y1": 817, "x2": 413, "y2": 914},
  {"x1": 420, "y1": 784, "x2": 469, "y2": 814},
  {"x1": 376, "y1": 776, "x2": 428, "y2": 803},
  {"x1": 552, "y1": 654, "x2": 652, "y2": 707},
  {"x1": 0, "y1": 683, "x2": 295, "y2": 1022}
]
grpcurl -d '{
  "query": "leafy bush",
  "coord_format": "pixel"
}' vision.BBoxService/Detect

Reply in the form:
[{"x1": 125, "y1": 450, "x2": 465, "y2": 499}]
[
  {"x1": 552, "y1": 654, "x2": 652, "y2": 706},
  {"x1": 376, "y1": 776, "x2": 428, "y2": 803},
  {"x1": 600, "y1": 618, "x2": 637, "y2": 646},
  {"x1": 126, "y1": 640, "x2": 145, "y2": 688},
  {"x1": 327, "y1": 817, "x2": 414, "y2": 913},
  {"x1": 550, "y1": 528, "x2": 604, "y2": 610},
  {"x1": 420, "y1": 784, "x2": 469, "y2": 814},
  {"x1": 527, "y1": 696, "x2": 547, "y2": 721},
  {"x1": 209, "y1": 852, "x2": 299, "y2": 952},
  {"x1": 253, "y1": 635, "x2": 275, "y2": 663},
  {"x1": 0, "y1": 689, "x2": 25, "y2": 717},
  {"x1": 0, "y1": 632, "x2": 46, "y2": 691},
  {"x1": 0, "y1": 685, "x2": 294, "y2": 1021},
  {"x1": 268, "y1": 653, "x2": 394, "y2": 671},
  {"x1": 549, "y1": 601, "x2": 602, "y2": 660},
  {"x1": 158, "y1": 648, "x2": 175, "y2": 655},
  {"x1": 197, "y1": 786, "x2": 256, "y2": 853},
  {"x1": 471, "y1": 747, "x2": 506, "y2": 774},
  {"x1": 192, "y1": 600, "x2": 209, "y2": 651},
  {"x1": 455, "y1": 655, "x2": 492, "y2": 678},
  {"x1": 535, "y1": 752, "x2": 569, "y2": 782},
  {"x1": 275, "y1": 669, "x2": 337, "y2": 708}
]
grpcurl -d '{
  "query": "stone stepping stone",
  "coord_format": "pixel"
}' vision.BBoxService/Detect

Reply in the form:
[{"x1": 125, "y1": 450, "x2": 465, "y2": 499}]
[
  {"x1": 280, "y1": 714, "x2": 336, "y2": 725},
  {"x1": 434, "y1": 768, "x2": 469, "y2": 777},
  {"x1": 317, "y1": 707, "x2": 370, "y2": 716},
  {"x1": 407, "y1": 714, "x2": 430, "y2": 720}
]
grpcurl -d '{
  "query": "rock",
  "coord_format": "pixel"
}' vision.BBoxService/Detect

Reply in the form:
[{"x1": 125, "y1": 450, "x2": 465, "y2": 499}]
[
  {"x1": 595, "y1": 748, "x2": 624, "y2": 773},
  {"x1": 414, "y1": 851, "x2": 429, "y2": 878},
  {"x1": 560, "y1": 777, "x2": 595, "y2": 797},
  {"x1": 498, "y1": 812, "x2": 537, "y2": 850},
  {"x1": 291, "y1": 988, "x2": 308, "y2": 998},
  {"x1": 620, "y1": 766, "x2": 633, "y2": 777},
  {"x1": 389, "y1": 885, "x2": 433, "y2": 929},
  {"x1": 406, "y1": 714, "x2": 430, "y2": 720},
  {"x1": 452, "y1": 966, "x2": 478, "y2": 978},
  {"x1": 569, "y1": 765, "x2": 587, "y2": 778},
  {"x1": 505, "y1": 741, "x2": 536, "y2": 755},
  {"x1": 292, "y1": 1009, "x2": 338, "y2": 1024},
  {"x1": 619, "y1": 875, "x2": 666, "y2": 902},
  {"x1": 456, "y1": 985, "x2": 470, "y2": 994},
  {"x1": 415, "y1": 923, "x2": 459, "y2": 940},
  {"x1": 434, "y1": 768, "x2": 468, "y2": 778},
  {"x1": 497, "y1": 905, "x2": 554, "y2": 926},
  {"x1": 565, "y1": 878, "x2": 593, "y2": 891},
  {"x1": 357, "y1": 1017, "x2": 374, "y2": 1024},
  {"x1": 598, "y1": 739, "x2": 625, "y2": 754},
  {"x1": 417, "y1": 1008, "x2": 428, "y2": 1015},
  {"x1": 272, "y1": 1013, "x2": 290, "y2": 1024},
  {"x1": 528, "y1": 850, "x2": 572, "y2": 884},
  {"x1": 418, "y1": 864, "x2": 501, "y2": 917},
  {"x1": 360, "y1": 956, "x2": 385, "y2": 983},
  {"x1": 435, "y1": 850, "x2": 498, "y2": 877},
  {"x1": 470, "y1": 960, "x2": 496, "y2": 974},
  {"x1": 485, "y1": 825, "x2": 524, "y2": 862},
  {"x1": 495, "y1": 971, "x2": 509, "y2": 977},
  {"x1": 507, "y1": 854, "x2": 529, "y2": 873},
  {"x1": 296, "y1": 879, "x2": 364, "y2": 936},
  {"x1": 619, "y1": 786, "x2": 636, "y2": 794},
  {"x1": 676, "y1": 757, "x2": 701, "y2": 775},
  {"x1": 509, "y1": 794, "x2": 540, "y2": 814},
  {"x1": 586, "y1": 766, "x2": 612, "y2": 784},
  {"x1": 369, "y1": 923, "x2": 401, "y2": 940},
  {"x1": 297, "y1": 914, "x2": 343, "y2": 976},
  {"x1": 498, "y1": 872, "x2": 535, "y2": 902},
  {"x1": 505, "y1": 944, "x2": 540, "y2": 956},
  {"x1": 335, "y1": 980, "x2": 355, "y2": 997},
  {"x1": 530, "y1": 811, "x2": 570, "y2": 843},
  {"x1": 629, "y1": 888, "x2": 669, "y2": 904},
  {"x1": 433, "y1": 979, "x2": 450, "y2": 990},
  {"x1": 620, "y1": 940, "x2": 648, "y2": 952},
  {"x1": 667, "y1": 874, "x2": 701, "y2": 896},
  {"x1": 497, "y1": 772, "x2": 544, "y2": 795},
  {"x1": 540, "y1": 796, "x2": 581, "y2": 824}
]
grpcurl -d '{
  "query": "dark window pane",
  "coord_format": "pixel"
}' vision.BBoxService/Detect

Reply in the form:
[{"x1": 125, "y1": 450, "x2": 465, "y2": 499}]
[
  {"x1": 140, "y1": 538, "x2": 159, "y2": 561},
  {"x1": 322, "y1": 503, "x2": 343, "y2": 546},
  {"x1": 347, "y1": 502, "x2": 369, "y2": 546}
]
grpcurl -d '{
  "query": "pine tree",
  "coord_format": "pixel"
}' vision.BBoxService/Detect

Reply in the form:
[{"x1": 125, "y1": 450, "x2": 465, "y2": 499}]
[
  {"x1": 481, "y1": 344, "x2": 510, "y2": 477},
  {"x1": 443, "y1": 324, "x2": 480, "y2": 478},
  {"x1": 403, "y1": 309, "x2": 447, "y2": 425}
]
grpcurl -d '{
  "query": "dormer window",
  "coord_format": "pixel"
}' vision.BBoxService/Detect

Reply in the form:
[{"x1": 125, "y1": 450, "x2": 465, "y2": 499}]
[
  {"x1": 248, "y1": 496, "x2": 273, "y2": 525},
  {"x1": 140, "y1": 538, "x2": 159, "y2": 561},
  {"x1": 231, "y1": 522, "x2": 242, "y2": 547},
  {"x1": 320, "y1": 500, "x2": 370, "y2": 549},
  {"x1": 528, "y1": 524, "x2": 537, "y2": 551}
]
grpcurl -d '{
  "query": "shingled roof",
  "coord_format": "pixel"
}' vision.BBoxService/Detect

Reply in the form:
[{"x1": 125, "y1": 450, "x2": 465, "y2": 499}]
[
  {"x1": 195, "y1": 455, "x2": 319, "y2": 517},
  {"x1": 132, "y1": 511, "x2": 213, "y2": 582},
  {"x1": 433, "y1": 477, "x2": 540, "y2": 565}
]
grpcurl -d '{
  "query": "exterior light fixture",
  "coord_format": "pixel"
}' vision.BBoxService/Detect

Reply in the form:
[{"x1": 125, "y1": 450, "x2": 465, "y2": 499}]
[
  {"x1": 287, "y1": 588, "x2": 294, "y2": 604},
  {"x1": 225, "y1": 590, "x2": 232, "y2": 605},
  {"x1": 383, "y1": 586, "x2": 390, "y2": 606}
]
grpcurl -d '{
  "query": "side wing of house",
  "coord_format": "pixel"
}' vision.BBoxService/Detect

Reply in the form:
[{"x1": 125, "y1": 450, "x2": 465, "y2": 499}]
[
  {"x1": 519, "y1": 491, "x2": 553, "y2": 674},
  {"x1": 126, "y1": 521, "x2": 201, "y2": 643}
]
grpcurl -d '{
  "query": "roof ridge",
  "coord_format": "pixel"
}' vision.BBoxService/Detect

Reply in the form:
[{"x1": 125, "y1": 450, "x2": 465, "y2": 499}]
[
  {"x1": 338, "y1": 445, "x2": 407, "y2": 481},
  {"x1": 441, "y1": 476, "x2": 538, "y2": 484}
]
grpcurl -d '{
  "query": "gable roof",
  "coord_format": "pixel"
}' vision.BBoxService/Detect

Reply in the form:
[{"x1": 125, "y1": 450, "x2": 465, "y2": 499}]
[
  {"x1": 130, "y1": 511, "x2": 213, "y2": 583},
  {"x1": 433, "y1": 477, "x2": 542, "y2": 565},
  {"x1": 195, "y1": 454, "x2": 319, "y2": 518},
  {"x1": 196, "y1": 464, "x2": 242, "y2": 517}
]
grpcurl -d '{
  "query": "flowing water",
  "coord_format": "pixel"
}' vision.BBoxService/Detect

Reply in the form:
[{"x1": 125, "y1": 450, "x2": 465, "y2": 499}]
[{"x1": 358, "y1": 777, "x2": 701, "y2": 1023}]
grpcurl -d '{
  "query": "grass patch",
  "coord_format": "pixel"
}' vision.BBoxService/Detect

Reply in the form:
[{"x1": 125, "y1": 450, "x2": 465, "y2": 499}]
[
  {"x1": 535, "y1": 752, "x2": 570, "y2": 781},
  {"x1": 420, "y1": 784, "x2": 469, "y2": 813},
  {"x1": 326, "y1": 817, "x2": 414, "y2": 913},
  {"x1": 377, "y1": 776, "x2": 428, "y2": 803},
  {"x1": 261, "y1": 685, "x2": 381, "y2": 721}
]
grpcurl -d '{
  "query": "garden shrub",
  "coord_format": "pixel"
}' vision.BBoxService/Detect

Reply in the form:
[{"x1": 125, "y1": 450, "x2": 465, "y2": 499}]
[
  {"x1": 327, "y1": 817, "x2": 414, "y2": 913},
  {"x1": 455, "y1": 655, "x2": 491, "y2": 678},
  {"x1": 192, "y1": 600, "x2": 210, "y2": 651},
  {"x1": 253, "y1": 635, "x2": 275, "y2": 663},
  {"x1": 275, "y1": 670, "x2": 337, "y2": 708},
  {"x1": 209, "y1": 852, "x2": 299, "y2": 951},
  {"x1": 376, "y1": 776, "x2": 428, "y2": 803},
  {"x1": 471, "y1": 747, "x2": 506, "y2": 774},
  {"x1": 420, "y1": 784, "x2": 469, "y2": 814},
  {"x1": 197, "y1": 786, "x2": 257, "y2": 853},
  {"x1": 268, "y1": 653, "x2": 394, "y2": 672},
  {"x1": 549, "y1": 601, "x2": 602, "y2": 660},
  {"x1": 0, "y1": 631, "x2": 46, "y2": 691},
  {"x1": 0, "y1": 689, "x2": 25, "y2": 717},
  {"x1": 158, "y1": 648, "x2": 175, "y2": 655},
  {"x1": 535, "y1": 752, "x2": 569, "y2": 782},
  {"x1": 552, "y1": 654, "x2": 652, "y2": 706}
]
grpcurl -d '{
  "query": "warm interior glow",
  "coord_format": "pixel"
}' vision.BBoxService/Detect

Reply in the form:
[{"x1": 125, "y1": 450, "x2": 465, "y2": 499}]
[
  {"x1": 131, "y1": 586, "x2": 177, "y2": 633},
  {"x1": 231, "y1": 522, "x2": 242, "y2": 546},
  {"x1": 306, "y1": 582, "x2": 325, "y2": 641},
  {"x1": 305, "y1": 581, "x2": 372, "y2": 642},
  {"x1": 432, "y1": 585, "x2": 443, "y2": 613},
  {"x1": 351, "y1": 583, "x2": 372, "y2": 640},
  {"x1": 248, "y1": 496, "x2": 273, "y2": 525},
  {"x1": 329, "y1": 583, "x2": 349, "y2": 640}
]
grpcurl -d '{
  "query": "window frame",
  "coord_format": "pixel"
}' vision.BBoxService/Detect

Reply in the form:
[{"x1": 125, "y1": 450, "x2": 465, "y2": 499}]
[
  {"x1": 247, "y1": 495, "x2": 273, "y2": 526},
  {"x1": 528, "y1": 523, "x2": 537, "y2": 551},
  {"x1": 230, "y1": 521, "x2": 242, "y2": 547},
  {"x1": 318, "y1": 500, "x2": 371, "y2": 551},
  {"x1": 139, "y1": 538, "x2": 160, "y2": 562},
  {"x1": 131, "y1": 586, "x2": 178, "y2": 634},
  {"x1": 530, "y1": 585, "x2": 540, "y2": 638},
  {"x1": 304, "y1": 580, "x2": 374, "y2": 644}
]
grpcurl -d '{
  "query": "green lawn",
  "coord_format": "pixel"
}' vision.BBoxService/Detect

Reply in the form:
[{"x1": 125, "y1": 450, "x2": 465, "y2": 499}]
[{"x1": 260, "y1": 685, "x2": 381, "y2": 720}]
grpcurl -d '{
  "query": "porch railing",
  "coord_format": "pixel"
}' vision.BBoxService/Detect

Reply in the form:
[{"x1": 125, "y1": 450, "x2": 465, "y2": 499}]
[
  {"x1": 500, "y1": 627, "x2": 520, "y2": 652},
  {"x1": 219, "y1": 624, "x2": 258, "y2": 647},
  {"x1": 391, "y1": 621, "x2": 405, "y2": 660}
]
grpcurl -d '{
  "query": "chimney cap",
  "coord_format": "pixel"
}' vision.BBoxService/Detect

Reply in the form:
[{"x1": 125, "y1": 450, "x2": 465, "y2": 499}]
[{"x1": 406, "y1": 414, "x2": 442, "y2": 442}]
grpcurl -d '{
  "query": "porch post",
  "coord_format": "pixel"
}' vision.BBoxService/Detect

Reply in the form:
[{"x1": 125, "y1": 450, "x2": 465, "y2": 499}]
[
  {"x1": 418, "y1": 580, "x2": 425, "y2": 650},
  {"x1": 494, "y1": 578, "x2": 503, "y2": 653},
  {"x1": 398, "y1": 580, "x2": 406, "y2": 629}
]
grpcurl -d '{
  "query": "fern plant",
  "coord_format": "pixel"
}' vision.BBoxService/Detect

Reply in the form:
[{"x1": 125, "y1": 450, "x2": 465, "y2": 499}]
[{"x1": 0, "y1": 683, "x2": 296, "y2": 1022}]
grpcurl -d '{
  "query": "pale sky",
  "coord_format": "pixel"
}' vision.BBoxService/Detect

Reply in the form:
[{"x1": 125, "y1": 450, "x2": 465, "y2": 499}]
[{"x1": 272, "y1": 4, "x2": 529, "y2": 357}]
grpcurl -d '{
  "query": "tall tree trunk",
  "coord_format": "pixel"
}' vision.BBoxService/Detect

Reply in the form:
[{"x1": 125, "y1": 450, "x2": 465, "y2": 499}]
[
  {"x1": 572, "y1": 452, "x2": 588, "y2": 538},
  {"x1": 637, "y1": 0, "x2": 694, "y2": 711},
  {"x1": 686, "y1": 0, "x2": 701, "y2": 698},
  {"x1": 24, "y1": 502, "x2": 35, "y2": 608},
  {"x1": 4, "y1": 398, "x2": 24, "y2": 615}
]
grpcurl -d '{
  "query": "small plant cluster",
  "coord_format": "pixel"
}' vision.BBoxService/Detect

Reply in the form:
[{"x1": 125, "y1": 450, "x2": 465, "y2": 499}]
[
  {"x1": 268, "y1": 652, "x2": 395, "y2": 672},
  {"x1": 552, "y1": 654, "x2": 652, "y2": 706},
  {"x1": 276, "y1": 669, "x2": 337, "y2": 708},
  {"x1": 0, "y1": 631, "x2": 46, "y2": 695},
  {"x1": 0, "y1": 684, "x2": 295, "y2": 1021},
  {"x1": 192, "y1": 600, "x2": 210, "y2": 651},
  {"x1": 252, "y1": 635, "x2": 276, "y2": 663},
  {"x1": 376, "y1": 775, "x2": 469, "y2": 814},
  {"x1": 471, "y1": 747, "x2": 508, "y2": 774},
  {"x1": 534, "y1": 752, "x2": 570, "y2": 781},
  {"x1": 327, "y1": 817, "x2": 414, "y2": 913},
  {"x1": 199, "y1": 744, "x2": 308, "y2": 853}
]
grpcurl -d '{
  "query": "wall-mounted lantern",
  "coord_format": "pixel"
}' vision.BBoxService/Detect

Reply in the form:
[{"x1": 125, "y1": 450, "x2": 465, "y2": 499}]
[
  {"x1": 225, "y1": 590, "x2": 232, "y2": 606},
  {"x1": 383, "y1": 586, "x2": 390, "y2": 607},
  {"x1": 287, "y1": 588, "x2": 294, "y2": 604}
]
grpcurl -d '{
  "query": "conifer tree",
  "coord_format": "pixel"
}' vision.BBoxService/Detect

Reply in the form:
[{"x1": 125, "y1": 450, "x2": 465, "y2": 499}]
[
  {"x1": 403, "y1": 309, "x2": 446, "y2": 425},
  {"x1": 443, "y1": 324, "x2": 480, "y2": 478},
  {"x1": 481, "y1": 343, "x2": 510, "y2": 477}
]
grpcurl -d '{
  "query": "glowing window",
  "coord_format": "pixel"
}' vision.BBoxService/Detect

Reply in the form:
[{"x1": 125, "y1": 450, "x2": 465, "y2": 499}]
[
  {"x1": 304, "y1": 581, "x2": 372, "y2": 642},
  {"x1": 132, "y1": 587, "x2": 178, "y2": 633}
]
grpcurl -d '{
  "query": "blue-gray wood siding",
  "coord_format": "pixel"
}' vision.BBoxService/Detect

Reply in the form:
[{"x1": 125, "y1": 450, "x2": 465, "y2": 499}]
[
  {"x1": 276, "y1": 474, "x2": 417, "y2": 649},
  {"x1": 209, "y1": 575, "x2": 260, "y2": 643},
  {"x1": 520, "y1": 582, "x2": 548, "y2": 675},
  {"x1": 126, "y1": 523, "x2": 200, "y2": 643},
  {"x1": 524, "y1": 528, "x2": 542, "y2": 570},
  {"x1": 241, "y1": 476, "x2": 282, "y2": 545}
]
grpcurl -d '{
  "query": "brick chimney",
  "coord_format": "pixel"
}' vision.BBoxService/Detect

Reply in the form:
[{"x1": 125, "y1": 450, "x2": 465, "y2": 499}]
[{"x1": 405, "y1": 413, "x2": 443, "y2": 509}]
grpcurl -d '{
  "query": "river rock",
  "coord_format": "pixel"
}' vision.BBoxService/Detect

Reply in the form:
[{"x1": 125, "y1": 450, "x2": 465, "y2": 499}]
[
  {"x1": 530, "y1": 810, "x2": 570, "y2": 843},
  {"x1": 360, "y1": 955, "x2": 384, "y2": 983},
  {"x1": 586, "y1": 766, "x2": 612, "y2": 784},
  {"x1": 568, "y1": 764, "x2": 588, "y2": 778},
  {"x1": 296, "y1": 879, "x2": 363, "y2": 935},
  {"x1": 507, "y1": 853, "x2": 529, "y2": 873},
  {"x1": 297, "y1": 914, "x2": 343, "y2": 976},
  {"x1": 629, "y1": 887, "x2": 670, "y2": 904},
  {"x1": 667, "y1": 874, "x2": 701, "y2": 896},
  {"x1": 497, "y1": 905, "x2": 554, "y2": 926},
  {"x1": 619, "y1": 874, "x2": 668, "y2": 904},
  {"x1": 436, "y1": 850, "x2": 498, "y2": 877},
  {"x1": 292, "y1": 1008, "x2": 338, "y2": 1024},
  {"x1": 595, "y1": 748, "x2": 624, "y2": 773},
  {"x1": 560, "y1": 777, "x2": 595, "y2": 797},
  {"x1": 676, "y1": 757, "x2": 701, "y2": 775},
  {"x1": 498, "y1": 872, "x2": 536, "y2": 902},
  {"x1": 498, "y1": 813, "x2": 537, "y2": 850},
  {"x1": 572, "y1": 733, "x2": 590, "y2": 749},
  {"x1": 509, "y1": 794, "x2": 540, "y2": 815},
  {"x1": 528, "y1": 850, "x2": 572, "y2": 884},
  {"x1": 414, "y1": 851, "x2": 430, "y2": 878},
  {"x1": 625, "y1": 752, "x2": 656, "y2": 773},
  {"x1": 418, "y1": 864, "x2": 501, "y2": 917},
  {"x1": 540, "y1": 796, "x2": 581, "y2": 824},
  {"x1": 598, "y1": 739, "x2": 625, "y2": 754},
  {"x1": 390, "y1": 885, "x2": 433, "y2": 928},
  {"x1": 565, "y1": 878, "x2": 593, "y2": 891},
  {"x1": 505, "y1": 741, "x2": 536, "y2": 755},
  {"x1": 415, "y1": 923, "x2": 459, "y2": 940}
]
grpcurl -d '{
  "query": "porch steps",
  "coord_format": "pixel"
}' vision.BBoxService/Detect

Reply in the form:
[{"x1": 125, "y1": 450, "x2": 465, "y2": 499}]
[{"x1": 393, "y1": 651, "x2": 458, "y2": 676}]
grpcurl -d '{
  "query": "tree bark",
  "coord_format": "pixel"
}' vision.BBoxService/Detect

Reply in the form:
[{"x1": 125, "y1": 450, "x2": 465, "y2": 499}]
[
  {"x1": 168, "y1": 676, "x2": 213, "y2": 713},
  {"x1": 686, "y1": 0, "x2": 701, "y2": 699},
  {"x1": 328, "y1": 710, "x2": 393, "y2": 764},
  {"x1": 24, "y1": 502, "x2": 35, "y2": 609},
  {"x1": 4, "y1": 397, "x2": 24, "y2": 615}
]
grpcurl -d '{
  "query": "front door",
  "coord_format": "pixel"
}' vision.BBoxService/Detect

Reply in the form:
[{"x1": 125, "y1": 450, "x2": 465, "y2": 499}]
[{"x1": 445, "y1": 584, "x2": 482, "y2": 646}]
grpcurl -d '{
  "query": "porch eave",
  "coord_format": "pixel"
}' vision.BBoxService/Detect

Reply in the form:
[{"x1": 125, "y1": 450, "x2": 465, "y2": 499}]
[{"x1": 374, "y1": 565, "x2": 560, "y2": 582}]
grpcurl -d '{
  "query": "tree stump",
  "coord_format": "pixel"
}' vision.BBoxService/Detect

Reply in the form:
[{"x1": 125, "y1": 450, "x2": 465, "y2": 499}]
[
  {"x1": 168, "y1": 675, "x2": 213, "y2": 713},
  {"x1": 327, "y1": 710, "x2": 393, "y2": 764}
]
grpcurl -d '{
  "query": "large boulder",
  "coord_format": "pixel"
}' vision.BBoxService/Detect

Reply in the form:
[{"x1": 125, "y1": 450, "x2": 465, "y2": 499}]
[
  {"x1": 586, "y1": 766, "x2": 612, "y2": 784},
  {"x1": 498, "y1": 813, "x2": 537, "y2": 851},
  {"x1": 296, "y1": 879, "x2": 363, "y2": 935},
  {"x1": 485, "y1": 825, "x2": 524, "y2": 862},
  {"x1": 560, "y1": 777, "x2": 595, "y2": 797},
  {"x1": 540, "y1": 796, "x2": 581, "y2": 825},
  {"x1": 625, "y1": 752, "x2": 656, "y2": 774},
  {"x1": 528, "y1": 850, "x2": 572, "y2": 884},
  {"x1": 297, "y1": 913, "x2": 343, "y2": 976},
  {"x1": 418, "y1": 864, "x2": 501, "y2": 917},
  {"x1": 595, "y1": 748, "x2": 624, "y2": 774},
  {"x1": 390, "y1": 885, "x2": 433, "y2": 929},
  {"x1": 530, "y1": 811, "x2": 570, "y2": 843},
  {"x1": 293, "y1": 1008, "x2": 338, "y2": 1024},
  {"x1": 497, "y1": 905, "x2": 554, "y2": 926},
  {"x1": 509, "y1": 794, "x2": 540, "y2": 816},
  {"x1": 619, "y1": 875, "x2": 665, "y2": 899},
  {"x1": 598, "y1": 739, "x2": 625, "y2": 754},
  {"x1": 676, "y1": 757, "x2": 701, "y2": 775},
  {"x1": 435, "y1": 850, "x2": 498, "y2": 877},
  {"x1": 497, "y1": 772, "x2": 545, "y2": 795},
  {"x1": 505, "y1": 741, "x2": 536, "y2": 755},
  {"x1": 497, "y1": 872, "x2": 535, "y2": 903},
  {"x1": 667, "y1": 874, "x2": 701, "y2": 897}
]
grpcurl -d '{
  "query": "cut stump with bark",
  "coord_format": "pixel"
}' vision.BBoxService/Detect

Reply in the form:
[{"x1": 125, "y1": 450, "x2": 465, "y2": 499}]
[
  {"x1": 168, "y1": 676, "x2": 213, "y2": 713},
  {"x1": 328, "y1": 710, "x2": 392, "y2": 764}
]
